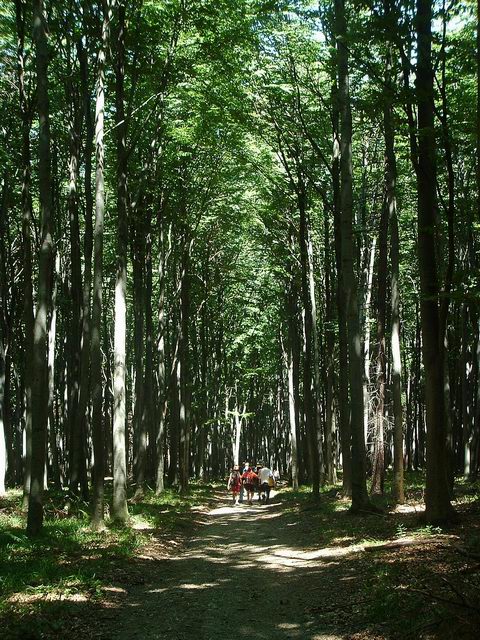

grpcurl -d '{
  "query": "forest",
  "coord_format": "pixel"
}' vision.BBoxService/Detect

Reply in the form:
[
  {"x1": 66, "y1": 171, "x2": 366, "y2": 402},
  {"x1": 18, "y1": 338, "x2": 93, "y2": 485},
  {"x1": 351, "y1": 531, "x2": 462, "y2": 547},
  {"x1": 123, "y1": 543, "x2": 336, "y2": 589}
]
[{"x1": 0, "y1": 0, "x2": 479, "y2": 638}]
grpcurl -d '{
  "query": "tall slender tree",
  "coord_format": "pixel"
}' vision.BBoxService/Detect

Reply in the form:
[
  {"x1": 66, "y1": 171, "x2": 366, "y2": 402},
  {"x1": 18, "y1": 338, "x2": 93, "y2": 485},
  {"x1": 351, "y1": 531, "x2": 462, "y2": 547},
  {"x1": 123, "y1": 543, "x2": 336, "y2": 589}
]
[
  {"x1": 415, "y1": 0, "x2": 455, "y2": 523},
  {"x1": 27, "y1": 0, "x2": 54, "y2": 536}
]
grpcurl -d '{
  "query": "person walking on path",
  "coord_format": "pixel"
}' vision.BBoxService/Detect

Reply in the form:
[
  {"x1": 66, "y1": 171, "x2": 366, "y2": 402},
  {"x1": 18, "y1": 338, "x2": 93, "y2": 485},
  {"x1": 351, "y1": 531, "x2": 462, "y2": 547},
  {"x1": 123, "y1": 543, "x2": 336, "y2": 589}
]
[
  {"x1": 239, "y1": 461, "x2": 250, "y2": 503},
  {"x1": 241, "y1": 466, "x2": 259, "y2": 505},
  {"x1": 227, "y1": 465, "x2": 242, "y2": 505},
  {"x1": 258, "y1": 464, "x2": 275, "y2": 503}
]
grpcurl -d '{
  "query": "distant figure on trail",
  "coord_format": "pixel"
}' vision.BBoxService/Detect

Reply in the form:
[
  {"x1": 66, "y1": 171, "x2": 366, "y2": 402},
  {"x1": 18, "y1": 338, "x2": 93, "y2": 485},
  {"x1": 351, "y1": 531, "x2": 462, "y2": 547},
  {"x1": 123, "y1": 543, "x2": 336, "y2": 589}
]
[
  {"x1": 241, "y1": 466, "x2": 258, "y2": 505},
  {"x1": 239, "y1": 461, "x2": 250, "y2": 503},
  {"x1": 258, "y1": 464, "x2": 275, "y2": 503},
  {"x1": 227, "y1": 465, "x2": 242, "y2": 505}
]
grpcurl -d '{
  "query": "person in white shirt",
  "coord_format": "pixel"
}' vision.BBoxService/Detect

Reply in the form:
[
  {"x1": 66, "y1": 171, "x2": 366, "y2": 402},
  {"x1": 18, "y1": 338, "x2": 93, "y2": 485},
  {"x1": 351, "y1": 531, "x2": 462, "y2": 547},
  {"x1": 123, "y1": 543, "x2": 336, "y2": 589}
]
[{"x1": 257, "y1": 464, "x2": 274, "y2": 503}]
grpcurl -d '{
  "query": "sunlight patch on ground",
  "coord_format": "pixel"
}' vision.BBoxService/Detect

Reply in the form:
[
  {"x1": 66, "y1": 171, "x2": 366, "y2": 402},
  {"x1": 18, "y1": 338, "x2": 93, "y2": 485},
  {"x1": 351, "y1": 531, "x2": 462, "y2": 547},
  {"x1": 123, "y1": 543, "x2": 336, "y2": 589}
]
[
  {"x1": 177, "y1": 581, "x2": 219, "y2": 590},
  {"x1": 103, "y1": 586, "x2": 127, "y2": 594},
  {"x1": 331, "y1": 536, "x2": 356, "y2": 545},
  {"x1": 8, "y1": 591, "x2": 89, "y2": 604},
  {"x1": 131, "y1": 517, "x2": 153, "y2": 530},
  {"x1": 392, "y1": 502, "x2": 425, "y2": 514}
]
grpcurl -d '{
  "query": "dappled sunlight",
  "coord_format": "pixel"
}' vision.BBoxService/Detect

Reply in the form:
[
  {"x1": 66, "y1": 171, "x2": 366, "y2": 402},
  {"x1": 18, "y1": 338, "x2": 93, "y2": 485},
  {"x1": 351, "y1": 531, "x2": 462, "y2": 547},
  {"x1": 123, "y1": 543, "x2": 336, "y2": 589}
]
[
  {"x1": 177, "y1": 581, "x2": 220, "y2": 590},
  {"x1": 391, "y1": 503, "x2": 425, "y2": 514}
]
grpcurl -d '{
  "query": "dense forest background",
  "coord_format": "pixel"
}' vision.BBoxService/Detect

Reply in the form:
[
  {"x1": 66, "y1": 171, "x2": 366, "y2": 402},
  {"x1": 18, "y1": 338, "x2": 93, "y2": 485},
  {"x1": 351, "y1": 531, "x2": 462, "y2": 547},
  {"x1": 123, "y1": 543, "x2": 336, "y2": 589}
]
[{"x1": 0, "y1": 0, "x2": 478, "y2": 534}]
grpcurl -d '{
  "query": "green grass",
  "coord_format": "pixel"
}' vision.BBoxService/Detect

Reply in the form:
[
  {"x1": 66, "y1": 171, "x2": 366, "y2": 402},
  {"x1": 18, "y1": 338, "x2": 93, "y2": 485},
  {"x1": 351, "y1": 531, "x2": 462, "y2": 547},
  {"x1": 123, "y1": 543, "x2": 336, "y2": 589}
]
[{"x1": 0, "y1": 482, "x2": 217, "y2": 633}]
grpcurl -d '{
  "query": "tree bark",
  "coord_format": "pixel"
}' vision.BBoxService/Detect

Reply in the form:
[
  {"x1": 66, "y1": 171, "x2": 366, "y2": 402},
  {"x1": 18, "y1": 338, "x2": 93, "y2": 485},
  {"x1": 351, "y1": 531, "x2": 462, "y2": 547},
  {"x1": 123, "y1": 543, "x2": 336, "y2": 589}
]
[
  {"x1": 324, "y1": 209, "x2": 336, "y2": 484},
  {"x1": 298, "y1": 183, "x2": 320, "y2": 498},
  {"x1": 384, "y1": 69, "x2": 405, "y2": 503},
  {"x1": 415, "y1": 0, "x2": 455, "y2": 523},
  {"x1": 335, "y1": 0, "x2": 370, "y2": 511},
  {"x1": 286, "y1": 232, "x2": 299, "y2": 489},
  {"x1": 332, "y1": 79, "x2": 352, "y2": 495},
  {"x1": 90, "y1": 1, "x2": 110, "y2": 529},
  {"x1": 179, "y1": 247, "x2": 191, "y2": 495},
  {"x1": 76, "y1": 28, "x2": 94, "y2": 506},
  {"x1": 27, "y1": 0, "x2": 54, "y2": 536},
  {"x1": 370, "y1": 199, "x2": 388, "y2": 496},
  {"x1": 67, "y1": 70, "x2": 87, "y2": 499},
  {"x1": 132, "y1": 206, "x2": 146, "y2": 499},
  {"x1": 156, "y1": 216, "x2": 167, "y2": 494},
  {"x1": 15, "y1": 0, "x2": 34, "y2": 508},
  {"x1": 112, "y1": 0, "x2": 129, "y2": 523}
]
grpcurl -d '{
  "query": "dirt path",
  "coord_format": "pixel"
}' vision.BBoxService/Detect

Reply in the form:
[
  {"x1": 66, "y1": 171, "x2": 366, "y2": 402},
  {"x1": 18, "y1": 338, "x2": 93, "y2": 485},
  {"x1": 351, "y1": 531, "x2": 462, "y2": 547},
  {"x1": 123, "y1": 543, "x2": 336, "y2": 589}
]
[{"x1": 98, "y1": 493, "x2": 347, "y2": 640}]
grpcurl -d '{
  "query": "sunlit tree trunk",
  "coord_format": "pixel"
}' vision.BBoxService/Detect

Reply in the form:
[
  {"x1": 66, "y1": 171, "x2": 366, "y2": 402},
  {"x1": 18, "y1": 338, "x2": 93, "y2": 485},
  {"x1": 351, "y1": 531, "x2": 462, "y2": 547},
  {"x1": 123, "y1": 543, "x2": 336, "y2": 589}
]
[
  {"x1": 143, "y1": 209, "x2": 154, "y2": 484},
  {"x1": 298, "y1": 182, "x2": 320, "y2": 498},
  {"x1": 112, "y1": 0, "x2": 129, "y2": 523},
  {"x1": 363, "y1": 235, "x2": 376, "y2": 450},
  {"x1": 0, "y1": 200, "x2": 6, "y2": 493},
  {"x1": 179, "y1": 249, "x2": 191, "y2": 494},
  {"x1": 307, "y1": 229, "x2": 324, "y2": 482},
  {"x1": 27, "y1": 0, "x2": 54, "y2": 536},
  {"x1": 90, "y1": 1, "x2": 110, "y2": 530},
  {"x1": 371, "y1": 200, "x2": 388, "y2": 496},
  {"x1": 286, "y1": 231, "x2": 299, "y2": 489},
  {"x1": 76, "y1": 31, "x2": 94, "y2": 506},
  {"x1": 156, "y1": 217, "x2": 167, "y2": 494},
  {"x1": 132, "y1": 207, "x2": 146, "y2": 499},
  {"x1": 383, "y1": 53, "x2": 405, "y2": 503},
  {"x1": 47, "y1": 253, "x2": 60, "y2": 490},
  {"x1": 332, "y1": 79, "x2": 352, "y2": 495}
]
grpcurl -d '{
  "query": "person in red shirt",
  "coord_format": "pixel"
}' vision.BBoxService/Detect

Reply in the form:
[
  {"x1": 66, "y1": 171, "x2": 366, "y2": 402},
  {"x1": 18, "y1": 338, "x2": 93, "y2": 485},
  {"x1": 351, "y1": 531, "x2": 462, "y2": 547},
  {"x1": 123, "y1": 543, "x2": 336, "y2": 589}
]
[
  {"x1": 241, "y1": 467, "x2": 259, "y2": 505},
  {"x1": 227, "y1": 465, "x2": 242, "y2": 505}
]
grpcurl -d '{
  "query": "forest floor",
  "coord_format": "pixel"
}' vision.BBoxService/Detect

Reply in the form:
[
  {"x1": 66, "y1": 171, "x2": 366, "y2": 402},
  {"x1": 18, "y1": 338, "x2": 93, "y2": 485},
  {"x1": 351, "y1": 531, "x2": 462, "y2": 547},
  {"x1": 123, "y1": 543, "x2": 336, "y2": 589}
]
[{"x1": 1, "y1": 476, "x2": 480, "y2": 640}]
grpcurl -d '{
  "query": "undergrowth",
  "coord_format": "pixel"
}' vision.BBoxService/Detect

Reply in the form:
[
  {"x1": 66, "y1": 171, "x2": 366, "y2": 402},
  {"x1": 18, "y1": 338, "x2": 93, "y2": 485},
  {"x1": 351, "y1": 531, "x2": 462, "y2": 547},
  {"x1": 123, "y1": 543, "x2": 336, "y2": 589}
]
[{"x1": 0, "y1": 482, "x2": 216, "y2": 636}]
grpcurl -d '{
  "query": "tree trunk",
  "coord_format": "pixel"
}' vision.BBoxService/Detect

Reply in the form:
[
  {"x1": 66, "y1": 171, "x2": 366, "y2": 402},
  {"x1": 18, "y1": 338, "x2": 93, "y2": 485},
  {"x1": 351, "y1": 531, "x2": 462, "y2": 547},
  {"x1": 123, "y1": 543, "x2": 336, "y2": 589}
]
[
  {"x1": 307, "y1": 228, "x2": 324, "y2": 482},
  {"x1": 286, "y1": 241, "x2": 299, "y2": 490},
  {"x1": 132, "y1": 208, "x2": 146, "y2": 499},
  {"x1": 415, "y1": 0, "x2": 455, "y2": 523},
  {"x1": 335, "y1": 0, "x2": 370, "y2": 511},
  {"x1": 112, "y1": 0, "x2": 129, "y2": 523},
  {"x1": 370, "y1": 199, "x2": 388, "y2": 496},
  {"x1": 298, "y1": 183, "x2": 320, "y2": 497},
  {"x1": 15, "y1": 0, "x2": 34, "y2": 508},
  {"x1": 179, "y1": 248, "x2": 191, "y2": 495},
  {"x1": 384, "y1": 71, "x2": 404, "y2": 503},
  {"x1": 324, "y1": 209, "x2": 336, "y2": 484},
  {"x1": 67, "y1": 79, "x2": 87, "y2": 499},
  {"x1": 47, "y1": 253, "x2": 60, "y2": 490},
  {"x1": 27, "y1": 0, "x2": 54, "y2": 536},
  {"x1": 76, "y1": 30, "x2": 94, "y2": 506},
  {"x1": 143, "y1": 209, "x2": 154, "y2": 485},
  {"x1": 0, "y1": 332, "x2": 5, "y2": 495},
  {"x1": 332, "y1": 79, "x2": 352, "y2": 495},
  {"x1": 363, "y1": 234, "x2": 376, "y2": 453},
  {"x1": 90, "y1": 2, "x2": 110, "y2": 529},
  {"x1": 156, "y1": 217, "x2": 167, "y2": 494}
]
